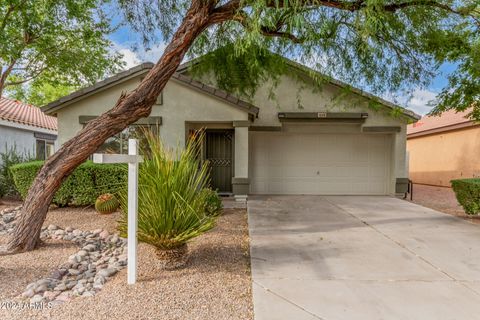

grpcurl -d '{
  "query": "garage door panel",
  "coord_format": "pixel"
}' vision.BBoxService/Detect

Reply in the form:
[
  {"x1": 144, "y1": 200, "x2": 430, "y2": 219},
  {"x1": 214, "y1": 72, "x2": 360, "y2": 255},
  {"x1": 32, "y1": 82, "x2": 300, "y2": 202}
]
[{"x1": 250, "y1": 129, "x2": 391, "y2": 195}]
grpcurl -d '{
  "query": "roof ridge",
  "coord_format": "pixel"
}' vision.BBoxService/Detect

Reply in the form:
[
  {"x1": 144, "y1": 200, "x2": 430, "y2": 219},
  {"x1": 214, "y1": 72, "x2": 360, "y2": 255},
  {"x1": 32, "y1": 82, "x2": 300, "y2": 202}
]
[{"x1": 178, "y1": 54, "x2": 420, "y2": 120}]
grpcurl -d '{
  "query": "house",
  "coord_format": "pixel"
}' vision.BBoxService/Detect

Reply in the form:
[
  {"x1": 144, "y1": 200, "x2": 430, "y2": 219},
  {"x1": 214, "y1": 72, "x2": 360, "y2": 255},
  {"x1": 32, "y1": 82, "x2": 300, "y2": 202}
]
[
  {"x1": 42, "y1": 59, "x2": 419, "y2": 198},
  {"x1": 407, "y1": 109, "x2": 480, "y2": 187},
  {"x1": 0, "y1": 97, "x2": 57, "y2": 160}
]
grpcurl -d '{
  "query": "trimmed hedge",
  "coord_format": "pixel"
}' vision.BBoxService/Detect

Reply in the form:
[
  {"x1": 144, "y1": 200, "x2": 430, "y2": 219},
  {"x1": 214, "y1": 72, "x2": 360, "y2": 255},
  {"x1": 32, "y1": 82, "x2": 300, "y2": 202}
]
[
  {"x1": 451, "y1": 178, "x2": 480, "y2": 215},
  {"x1": 10, "y1": 161, "x2": 127, "y2": 207}
]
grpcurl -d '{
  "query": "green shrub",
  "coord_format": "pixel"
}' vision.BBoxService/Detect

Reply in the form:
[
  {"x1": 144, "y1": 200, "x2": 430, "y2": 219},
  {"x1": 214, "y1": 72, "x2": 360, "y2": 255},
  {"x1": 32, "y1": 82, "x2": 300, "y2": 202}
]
[
  {"x1": 117, "y1": 132, "x2": 216, "y2": 250},
  {"x1": 0, "y1": 146, "x2": 33, "y2": 197},
  {"x1": 10, "y1": 161, "x2": 126, "y2": 207},
  {"x1": 200, "y1": 188, "x2": 223, "y2": 216},
  {"x1": 9, "y1": 161, "x2": 43, "y2": 200},
  {"x1": 0, "y1": 174, "x2": 7, "y2": 198},
  {"x1": 451, "y1": 178, "x2": 480, "y2": 215}
]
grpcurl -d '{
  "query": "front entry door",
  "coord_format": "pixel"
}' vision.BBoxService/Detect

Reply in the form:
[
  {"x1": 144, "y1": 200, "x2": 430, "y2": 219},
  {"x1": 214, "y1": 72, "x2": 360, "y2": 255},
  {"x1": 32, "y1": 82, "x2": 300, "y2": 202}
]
[{"x1": 205, "y1": 130, "x2": 234, "y2": 193}]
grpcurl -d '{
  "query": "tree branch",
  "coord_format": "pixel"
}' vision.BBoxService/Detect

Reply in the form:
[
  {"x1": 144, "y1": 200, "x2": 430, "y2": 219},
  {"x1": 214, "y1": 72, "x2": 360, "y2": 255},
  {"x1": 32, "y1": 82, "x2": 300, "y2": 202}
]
[
  {"x1": 0, "y1": 0, "x2": 28, "y2": 34},
  {"x1": 210, "y1": 0, "x2": 472, "y2": 25},
  {"x1": 0, "y1": 4, "x2": 15, "y2": 34},
  {"x1": 4, "y1": 66, "x2": 47, "y2": 87},
  {"x1": 0, "y1": 59, "x2": 18, "y2": 96},
  {"x1": 265, "y1": 0, "x2": 466, "y2": 14}
]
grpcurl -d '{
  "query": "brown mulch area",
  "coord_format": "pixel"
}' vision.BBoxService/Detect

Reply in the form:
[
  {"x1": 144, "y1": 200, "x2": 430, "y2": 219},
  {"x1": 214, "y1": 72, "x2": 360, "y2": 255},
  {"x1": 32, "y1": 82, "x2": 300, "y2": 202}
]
[
  {"x1": 406, "y1": 183, "x2": 480, "y2": 224},
  {"x1": 0, "y1": 205, "x2": 253, "y2": 320}
]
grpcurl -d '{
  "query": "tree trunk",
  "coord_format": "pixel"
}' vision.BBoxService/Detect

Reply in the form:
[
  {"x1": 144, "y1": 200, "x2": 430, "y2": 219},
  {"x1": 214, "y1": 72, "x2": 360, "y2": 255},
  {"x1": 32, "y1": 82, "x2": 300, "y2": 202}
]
[{"x1": 2, "y1": 0, "x2": 214, "y2": 254}]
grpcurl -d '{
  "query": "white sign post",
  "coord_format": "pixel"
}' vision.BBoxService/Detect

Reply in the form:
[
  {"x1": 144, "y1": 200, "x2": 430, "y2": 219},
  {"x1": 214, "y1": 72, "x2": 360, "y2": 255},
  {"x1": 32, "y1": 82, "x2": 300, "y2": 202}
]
[{"x1": 93, "y1": 139, "x2": 143, "y2": 285}]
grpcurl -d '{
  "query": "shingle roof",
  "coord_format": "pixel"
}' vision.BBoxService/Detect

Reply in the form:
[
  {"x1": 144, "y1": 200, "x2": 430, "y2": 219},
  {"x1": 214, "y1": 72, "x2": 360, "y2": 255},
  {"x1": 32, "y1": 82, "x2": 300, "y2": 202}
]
[
  {"x1": 178, "y1": 57, "x2": 421, "y2": 121},
  {"x1": 42, "y1": 63, "x2": 259, "y2": 116},
  {"x1": 407, "y1": 109, "x2": 476, "y2": 137},
  {"x1": 171, "y1": 73, "x2": 259, "y2": 115},
  {"x1": 0, "y1": 97, "x2": 57, "y2": 131},
  {"x1": 42, "y1": 63, "x2": 154, "y2": 115}
]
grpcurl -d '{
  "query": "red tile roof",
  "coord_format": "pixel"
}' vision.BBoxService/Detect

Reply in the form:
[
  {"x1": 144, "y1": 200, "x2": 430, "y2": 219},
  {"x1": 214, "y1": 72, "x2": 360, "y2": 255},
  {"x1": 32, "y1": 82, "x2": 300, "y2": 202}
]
[
  {"x1": 407, "y1": 109, "x2": 476, "y2": 137},
  {"x1": 0, "y1": 97, "x2": 57, "y2": 131}
]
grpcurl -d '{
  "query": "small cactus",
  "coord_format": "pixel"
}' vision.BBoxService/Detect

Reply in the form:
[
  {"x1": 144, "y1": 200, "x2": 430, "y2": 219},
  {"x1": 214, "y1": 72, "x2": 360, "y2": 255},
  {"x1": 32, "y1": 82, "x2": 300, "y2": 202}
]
[{"x1": 95, "y1": 193, "x2": 119, "y2": 214}]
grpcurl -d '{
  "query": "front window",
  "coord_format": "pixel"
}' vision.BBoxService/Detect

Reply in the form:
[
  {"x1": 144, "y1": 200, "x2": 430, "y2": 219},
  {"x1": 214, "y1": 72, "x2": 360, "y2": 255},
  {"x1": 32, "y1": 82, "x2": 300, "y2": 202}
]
[
  {"x1": 36, "y1": 140, "x2": 55, "y2": 160},
  {"x1": 96, "y1": 125, "x2": 159, "y2": 155}
]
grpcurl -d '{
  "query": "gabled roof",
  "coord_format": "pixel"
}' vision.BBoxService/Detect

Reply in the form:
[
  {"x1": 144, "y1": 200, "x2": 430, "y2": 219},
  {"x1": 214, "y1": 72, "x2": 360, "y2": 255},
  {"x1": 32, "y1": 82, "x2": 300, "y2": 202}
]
[
  {"x1": 171, "y1": 73, "x2": 258, "y2": 115},
  {"x1": 177, "y1": 56, "x2": 421, "y2": 121},
  {"x1": 0, "y1": 97, "x2": 57, "y2": 131},
  {"x1": 407, "y1": 109, "x2": 477, "y2": 138},
  {"x1": 42, "y1": 63, "x2": 259, "y2": 116},
  {"x1": 42, "y1": 63, "x2": 154, "y2": 115},
  {"x1": 43, "y1": 54, "x2": 420, "y2": 121}
]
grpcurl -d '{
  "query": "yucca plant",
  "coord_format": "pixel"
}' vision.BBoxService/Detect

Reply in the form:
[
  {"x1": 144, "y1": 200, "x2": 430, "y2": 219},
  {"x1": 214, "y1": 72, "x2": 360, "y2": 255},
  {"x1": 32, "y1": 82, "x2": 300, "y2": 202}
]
[{"x1": 117, "y1": 131, "x2": 216, "y2": 269}]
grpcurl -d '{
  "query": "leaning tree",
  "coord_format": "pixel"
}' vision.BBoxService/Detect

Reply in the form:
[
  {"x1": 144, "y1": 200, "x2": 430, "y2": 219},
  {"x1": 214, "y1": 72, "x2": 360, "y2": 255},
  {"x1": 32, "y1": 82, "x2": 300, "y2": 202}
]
[{"x1": 2, "y1": 0, "x2": 479, "y2": 253}]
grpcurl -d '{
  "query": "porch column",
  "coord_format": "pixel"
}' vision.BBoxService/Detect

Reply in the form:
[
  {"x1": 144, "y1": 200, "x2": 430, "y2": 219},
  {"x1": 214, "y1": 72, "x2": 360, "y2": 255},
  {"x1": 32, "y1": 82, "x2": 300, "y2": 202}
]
[
  {"x1": 393, "y1": 126, "x2": 409, "y2": 195},
  {"x1": 233, "y1": 121, "x2": 250, "y2": 200}
]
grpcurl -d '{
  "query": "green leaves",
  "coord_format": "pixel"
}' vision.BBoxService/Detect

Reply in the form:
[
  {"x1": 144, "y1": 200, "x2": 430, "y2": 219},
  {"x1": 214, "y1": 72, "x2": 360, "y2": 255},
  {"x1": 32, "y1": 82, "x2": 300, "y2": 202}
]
[
  {"x1": 118, "y1": 0, "x2": 479, "y2": 118},
  {"x1": 10, "y1": 160, "x2": 127, "y2": 206},
  {"x1": 0, "y1": 0, "x2": 122, "y2": 100},
  {"x1": 6, "y1": 76, "x2": 77, "y2": 106},
  {"x1": 451, "y1": 179, "x2": 480, "y2": 215},
  {"x1": 117, "y1": 131, "x2": 217, "y2": 250}
]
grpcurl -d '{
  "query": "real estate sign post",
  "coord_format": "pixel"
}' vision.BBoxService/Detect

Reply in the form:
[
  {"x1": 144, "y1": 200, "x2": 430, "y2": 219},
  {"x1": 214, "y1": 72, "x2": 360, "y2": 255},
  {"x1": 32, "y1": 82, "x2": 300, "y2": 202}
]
[{"x1": 93, "y1": 139, "x2": 143, "y2": 285}]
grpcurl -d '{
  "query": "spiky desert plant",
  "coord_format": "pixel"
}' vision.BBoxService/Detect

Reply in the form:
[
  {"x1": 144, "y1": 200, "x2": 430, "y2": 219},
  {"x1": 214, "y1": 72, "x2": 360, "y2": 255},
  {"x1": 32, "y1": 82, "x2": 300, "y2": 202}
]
[
  {"x1": 117, "y1": 131, "x2": 216, "y2": 269},
  {"x1": 95, "y1": 193, "x2": 120, "y2": 214}
]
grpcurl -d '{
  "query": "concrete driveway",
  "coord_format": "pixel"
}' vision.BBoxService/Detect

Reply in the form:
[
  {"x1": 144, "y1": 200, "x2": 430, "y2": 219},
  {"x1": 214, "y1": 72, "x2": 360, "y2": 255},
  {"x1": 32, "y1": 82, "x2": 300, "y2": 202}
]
[{"x1": 248, "y1": 196, "x2": 480, "y2": 320}]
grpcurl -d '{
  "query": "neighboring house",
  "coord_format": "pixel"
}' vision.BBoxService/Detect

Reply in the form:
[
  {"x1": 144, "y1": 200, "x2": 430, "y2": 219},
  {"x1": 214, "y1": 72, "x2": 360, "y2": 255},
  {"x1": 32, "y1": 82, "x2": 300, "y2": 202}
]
[
  {"x1": 0, "y1": 97, "x2": 57, "y2": 160},
  {"x1": 42, "y1": 59, "x2": 419, "y2": 198},
  {"x1": 407, "y1": 109, "x2": 480, "y2": 187}
]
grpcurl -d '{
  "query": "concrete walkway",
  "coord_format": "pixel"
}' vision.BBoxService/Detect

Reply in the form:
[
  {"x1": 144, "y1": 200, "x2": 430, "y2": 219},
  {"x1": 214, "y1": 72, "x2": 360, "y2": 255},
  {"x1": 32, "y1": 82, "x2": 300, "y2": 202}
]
[{"x1": 248, "y1": 196, "x2": 480, "y2": 320}]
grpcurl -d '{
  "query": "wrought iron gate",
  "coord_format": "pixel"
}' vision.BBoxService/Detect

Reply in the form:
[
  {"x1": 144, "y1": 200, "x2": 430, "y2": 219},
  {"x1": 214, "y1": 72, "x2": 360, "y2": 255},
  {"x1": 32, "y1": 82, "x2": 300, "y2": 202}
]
[{"x1": 205, "y1": 130, "x2": 234, "y2": 193}]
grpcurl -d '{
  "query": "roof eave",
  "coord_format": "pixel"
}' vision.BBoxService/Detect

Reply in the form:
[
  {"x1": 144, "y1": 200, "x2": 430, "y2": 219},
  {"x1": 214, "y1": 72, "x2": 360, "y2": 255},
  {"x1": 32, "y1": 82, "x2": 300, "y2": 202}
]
[
  {"x1": 171, "y1": 73, "x2": 259, "y2": 116},
  {"x1": 179, "y1": 56, "x2": 420, "y2": 121},
  {"x1": 42, "y1": 63, "x2": 155, "y2": 115},
  {"x1": 407, "y1": 121, "x2": 478, "y2": 138},
  {"x1": 282, "y1": 59, "x2": 421, "y2": 121}
]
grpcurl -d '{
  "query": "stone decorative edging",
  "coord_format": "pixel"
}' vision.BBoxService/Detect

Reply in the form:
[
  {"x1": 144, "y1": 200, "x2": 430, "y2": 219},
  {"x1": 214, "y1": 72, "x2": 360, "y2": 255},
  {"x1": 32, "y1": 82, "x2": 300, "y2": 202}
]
[
  {"x1": 1, "y1": 207, "x2": 127, "y2": 306},
  {"x1": 0, "y1": 206, "x2": 22, "y2": 235}
]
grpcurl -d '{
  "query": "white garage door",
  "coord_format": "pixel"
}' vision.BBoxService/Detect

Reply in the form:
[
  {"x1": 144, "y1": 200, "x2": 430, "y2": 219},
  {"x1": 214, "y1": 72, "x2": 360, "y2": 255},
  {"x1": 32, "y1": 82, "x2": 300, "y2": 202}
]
[{"x1": 250, "y1": 128, "x2": 392, "y2": 195}]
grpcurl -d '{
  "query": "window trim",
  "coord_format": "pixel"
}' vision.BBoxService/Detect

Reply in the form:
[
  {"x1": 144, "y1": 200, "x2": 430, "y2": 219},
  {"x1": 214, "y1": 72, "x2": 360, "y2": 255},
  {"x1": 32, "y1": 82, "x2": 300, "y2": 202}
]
[
  {"x1": 88, "y1": 123, "x2": 160, "y2": 155},
  {"x1": 36, "y1": 139, "x2": 55, "y2": 160}
]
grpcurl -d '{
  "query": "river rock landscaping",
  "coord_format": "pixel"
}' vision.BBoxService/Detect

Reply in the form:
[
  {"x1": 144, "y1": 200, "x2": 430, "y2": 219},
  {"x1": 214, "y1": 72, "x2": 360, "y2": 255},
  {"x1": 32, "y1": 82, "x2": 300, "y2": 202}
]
[
  {"x1": 0, "y1": 205, "x2": 22, "y2": 235},
  {"x1": 1, "y1": 206, "x2": 127, "y2": 306},
  {"x1": 0, "y1": 203, "x2": 252, "y2": 320}
]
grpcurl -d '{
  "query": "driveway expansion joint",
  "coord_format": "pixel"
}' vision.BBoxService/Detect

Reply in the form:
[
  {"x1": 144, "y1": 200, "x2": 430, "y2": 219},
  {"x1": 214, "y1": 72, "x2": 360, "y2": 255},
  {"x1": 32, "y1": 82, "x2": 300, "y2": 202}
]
[
  {"x1": 248, "y1": 196, "x2": 480, "y2": 319},
  {"x1": 253, "y1": 280, "x2": 328, "y2": 320},
  {"x1": 321, "y1": 196, "x2": 480, "y2": 299}
]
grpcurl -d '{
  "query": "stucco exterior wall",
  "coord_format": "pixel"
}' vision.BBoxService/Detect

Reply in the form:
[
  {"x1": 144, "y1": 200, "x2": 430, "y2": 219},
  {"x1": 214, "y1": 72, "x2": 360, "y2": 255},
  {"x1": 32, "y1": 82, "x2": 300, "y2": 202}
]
[
  {"x1": 250, "y1": 75, "x2": 405, "y2": 127},
  {"x1": 247, "y1": 75, "x2": 407, "y2": 194},
  {"x1": 0, "y1": 120, "x2": 57, "y2": 161},
  {"x1": 407, "y1": 127, "x2": 480, "y2": 186},
  {"x1": 56, "y1": 77, "x2": 249, "y2": 147},
  {"x1": 0, "y1": 125, "x2": 36, "y2": 157},
  {"x1": 53, "y1": 69, "x2": 410, "y2": 195}
]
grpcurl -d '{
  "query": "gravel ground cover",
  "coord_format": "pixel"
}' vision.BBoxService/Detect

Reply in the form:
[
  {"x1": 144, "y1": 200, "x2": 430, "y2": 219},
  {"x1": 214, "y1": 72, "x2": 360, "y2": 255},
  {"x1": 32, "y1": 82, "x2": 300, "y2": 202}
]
[
  {"x1": 407, "y1": 183, "x2": 480, "y2": 224},
  {"x1": 0, "y1": 204, "x2": 252, "y2": 320}
]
